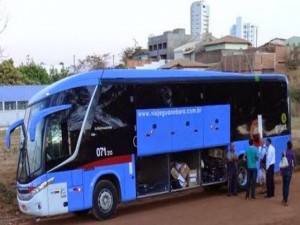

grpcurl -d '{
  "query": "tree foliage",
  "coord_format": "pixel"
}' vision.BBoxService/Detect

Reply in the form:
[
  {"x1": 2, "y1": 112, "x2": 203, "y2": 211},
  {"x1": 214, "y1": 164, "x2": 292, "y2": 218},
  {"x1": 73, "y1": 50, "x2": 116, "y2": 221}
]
[
  {"x1": 0, "y1": 59, "x2": 29, "y2": 85},
  {"x1": 49, "y1": 62, "x2": 71, "y2": 82},
  {"x1": 18, "y1": 58, "x2": 51, "y2": 84},
  {"x1": 0, "y1": 56, "x2": 74, "y2": 85},
  {"x1": 77, "y1": 53, "x2": 110, "y2": 72},
  {"x1": 0, "y1": 46, "x2": 137, "y2": 84},
  {"x1": 119, "y1": 39, "x2": 145, "y2": 68},
  {"x1": 120, "y1": 45, "x2": 143, "y2": 68}
]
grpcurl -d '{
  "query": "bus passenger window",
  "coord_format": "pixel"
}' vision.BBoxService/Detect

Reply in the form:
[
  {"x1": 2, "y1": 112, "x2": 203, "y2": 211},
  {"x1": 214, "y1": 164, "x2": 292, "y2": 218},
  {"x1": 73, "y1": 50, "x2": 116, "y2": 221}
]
[
  {"x1": 171, "y1": 83, "x2": 204, "y2": 107},
  {"x1": 136, "y1": 85, "x2": 173, "y2": 108},
  {"x1": 45, "y1": 113, "x2": 72, "y2": 169}
]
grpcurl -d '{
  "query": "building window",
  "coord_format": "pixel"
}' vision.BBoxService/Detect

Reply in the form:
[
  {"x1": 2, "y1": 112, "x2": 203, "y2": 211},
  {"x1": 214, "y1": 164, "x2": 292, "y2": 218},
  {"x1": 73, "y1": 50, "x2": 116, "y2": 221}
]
[
  {"x1": 153, "y1": 45, "x2": 157, "y2": 50},
  {"x1": 158, "y1": 43, "x2": 162, "y2": 50},
  {"x1": 17, "y1": 101, "x2": 28, "y2": 110},
  {"x1": 0, "y1": 102, "x2": 3, "y2": 111},
  {"x1": 149, "y1": 45, "x2": 153, "y2": 51},
  {"x1": 4, "y1": 101, "x2": 16, "y2": 110},
  {"x1": 163, "y1": 42, "x2": 167, "y2": 49}
]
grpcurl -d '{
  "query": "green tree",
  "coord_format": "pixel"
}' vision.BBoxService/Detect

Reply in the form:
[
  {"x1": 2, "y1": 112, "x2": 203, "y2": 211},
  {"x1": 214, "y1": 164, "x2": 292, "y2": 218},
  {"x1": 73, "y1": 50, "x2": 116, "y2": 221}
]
[
  {"x1": 49, "y1": 62, "x2": 71, "y2": 82},
  {"x1": 120, "y1": 44, "x2": 143, "y2": 68},
  {"x1": 0, "y1": 59, "x2": 29, "y2": 84},
  {"x1": 77, "y1": 53, "x2": 110, "y2": 72},
  {"x1": 18, "y1": 57, "x2": 51, "y2": 84}
]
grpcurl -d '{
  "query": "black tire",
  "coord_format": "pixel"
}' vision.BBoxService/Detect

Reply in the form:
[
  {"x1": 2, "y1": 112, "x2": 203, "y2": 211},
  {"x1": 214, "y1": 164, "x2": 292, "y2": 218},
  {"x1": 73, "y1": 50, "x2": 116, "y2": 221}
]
[
  {"x1": 73, "y1": 209, "x2": 90, "y2": 216},
  {"x1": 92, "y1": 180, "x2": 118, "y2": 220},
  {"x1": 237, "y1": 160, "x2": 248, "y2": 191}
]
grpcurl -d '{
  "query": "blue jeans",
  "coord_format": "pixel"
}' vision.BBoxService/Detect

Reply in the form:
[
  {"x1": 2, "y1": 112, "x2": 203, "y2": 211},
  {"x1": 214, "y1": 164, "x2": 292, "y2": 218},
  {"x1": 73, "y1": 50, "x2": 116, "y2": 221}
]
[
  {"x1": 246, "y1": 168, "x2": 257, "y2": 198},
  {"x1": 282, "y1": 169, "x2": 292, "y2": 203}
]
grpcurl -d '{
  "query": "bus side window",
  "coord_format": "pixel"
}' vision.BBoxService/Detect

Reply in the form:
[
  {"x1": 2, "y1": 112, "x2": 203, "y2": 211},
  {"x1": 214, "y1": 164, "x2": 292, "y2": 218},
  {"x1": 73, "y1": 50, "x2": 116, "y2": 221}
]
[
  {"x1": 203, "y1": 82, "x2": 236, "y2": 107},
  {"x1": 261, "y1": 81, "x2": 288, "y2": 115},
  {"x1": 171, "y1": 83, "x2": 204, "y2": 107},
  {"x1": 94, "y1": 84, "x2": 134, "y2": 127},
  {"x1": 234, "y1": 82, "x2": 261, "y2": 117},
  {"x1": 45, "y1": 116, "x2": 70, "y2": 161},
  {"x1": 135, "y1": 85, "x2": 173, "y2": 109},
  {"x1": 260, "y1": 81, "x2": 289, "y2": 136}
]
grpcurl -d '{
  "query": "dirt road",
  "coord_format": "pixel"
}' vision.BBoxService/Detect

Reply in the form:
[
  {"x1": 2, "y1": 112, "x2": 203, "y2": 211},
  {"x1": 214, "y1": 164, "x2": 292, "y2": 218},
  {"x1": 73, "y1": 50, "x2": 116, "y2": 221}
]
[
  {"x1": 1, "y1": 129, "x2": 300, "y2": 225},
  {"x1": 14, "y1": 169, "x2": 299, "y2": 225}
]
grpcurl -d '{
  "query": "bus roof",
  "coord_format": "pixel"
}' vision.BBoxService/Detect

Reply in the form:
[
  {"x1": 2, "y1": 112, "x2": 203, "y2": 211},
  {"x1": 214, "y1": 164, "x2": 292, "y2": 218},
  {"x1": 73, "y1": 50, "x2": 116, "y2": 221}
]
[
  {"x1": 28, "y1": 69, "x2": 288, "y2": 106},
  {"x1": 101, "y1": 69, "x2": 287, "y2": 82}
]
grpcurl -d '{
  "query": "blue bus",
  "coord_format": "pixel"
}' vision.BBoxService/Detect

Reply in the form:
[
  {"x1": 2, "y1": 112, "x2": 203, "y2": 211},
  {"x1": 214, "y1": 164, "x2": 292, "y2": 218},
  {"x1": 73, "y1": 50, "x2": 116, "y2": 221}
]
[{"x1": 6, "y1": 69, "x2": 291, "y2": 220}]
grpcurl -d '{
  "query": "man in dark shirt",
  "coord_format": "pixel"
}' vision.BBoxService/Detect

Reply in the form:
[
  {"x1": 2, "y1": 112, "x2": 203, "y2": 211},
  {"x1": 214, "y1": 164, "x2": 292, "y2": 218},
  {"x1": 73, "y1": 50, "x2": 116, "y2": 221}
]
[
  {"x1": 281, "y1": 140, "x2": 296, "y2": 206},
  {"x1": 227, "y1": 142, "x2": 238, "y2": 196}
]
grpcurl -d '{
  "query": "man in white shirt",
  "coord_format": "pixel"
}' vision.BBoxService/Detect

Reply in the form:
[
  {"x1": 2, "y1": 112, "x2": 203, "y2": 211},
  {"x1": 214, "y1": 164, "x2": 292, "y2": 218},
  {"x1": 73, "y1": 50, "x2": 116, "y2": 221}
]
[{"x1": 265, "y1": 138, "x2": 275, "y2": 198}]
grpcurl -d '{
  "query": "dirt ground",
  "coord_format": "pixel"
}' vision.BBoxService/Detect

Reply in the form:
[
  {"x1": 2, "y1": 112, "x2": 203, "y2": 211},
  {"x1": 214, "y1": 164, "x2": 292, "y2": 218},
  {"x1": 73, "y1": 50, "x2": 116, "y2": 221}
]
[
  {"x1": 1, "y1": 119, "x2": 300, "y2": 225},
  {"x1": 5, "y1": 170, "x2": 300, "y2": 225}
]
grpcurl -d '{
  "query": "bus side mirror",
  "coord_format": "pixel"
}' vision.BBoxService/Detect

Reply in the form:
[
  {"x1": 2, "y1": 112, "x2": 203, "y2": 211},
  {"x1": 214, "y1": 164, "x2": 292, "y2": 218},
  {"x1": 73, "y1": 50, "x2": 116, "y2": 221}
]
[
  {"x1": 6, "y1": 119, "x2": 24, "y2": 149},
  {"x1": 29, "y1": 104, "x2": 72, "y2": 142}
]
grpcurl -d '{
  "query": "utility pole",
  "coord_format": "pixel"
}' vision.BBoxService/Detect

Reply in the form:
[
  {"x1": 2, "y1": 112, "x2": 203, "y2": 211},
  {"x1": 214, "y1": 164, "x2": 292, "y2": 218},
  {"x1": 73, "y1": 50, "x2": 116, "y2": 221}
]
[{"x1": 112, "y1": 54, "x2": 115, "y2": 68}]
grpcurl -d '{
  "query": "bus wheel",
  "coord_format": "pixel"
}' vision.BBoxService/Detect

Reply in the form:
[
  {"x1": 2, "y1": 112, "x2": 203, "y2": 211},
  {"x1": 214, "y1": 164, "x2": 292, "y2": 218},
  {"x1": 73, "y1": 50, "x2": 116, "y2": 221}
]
[
  {"x1": 92, "y1": 180, "x2": 118, "y2": 220},
  {"x1": 73, "y1": 209, "x2": 90, "y2": 216},
  {"x1": 237, "y1": 160, "x2": 247, "y2": 191}
]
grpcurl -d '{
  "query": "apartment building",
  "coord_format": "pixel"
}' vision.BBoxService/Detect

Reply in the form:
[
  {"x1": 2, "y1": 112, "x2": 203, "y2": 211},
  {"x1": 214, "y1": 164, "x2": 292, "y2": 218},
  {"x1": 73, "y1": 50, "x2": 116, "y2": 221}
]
[
  {"x1": 148, "y1": 28, "x2": 192, "y2": 60},
  {"x1": 230, "y1": 17, "x2": 258, "y2": 47},
  {"x1": 190, "y1": 1, "x2": 210, "y2": 38}
]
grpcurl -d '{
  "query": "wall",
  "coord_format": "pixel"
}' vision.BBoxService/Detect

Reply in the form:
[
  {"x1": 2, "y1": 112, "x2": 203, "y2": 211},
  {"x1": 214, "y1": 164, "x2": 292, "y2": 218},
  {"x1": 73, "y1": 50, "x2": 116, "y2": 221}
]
[
  {"x1": 221, "y1": 52, "x2": 275, "y2": 73},
  {"x1": 0, "y1": 110, "x2": 25, "y2": 127},
  {"x1": 196, "y1": 49, "x2": 223, "y2": 63},
  {"x1": 205, "y1": 43, "x2": 249, "y2": 52},
  {"x1": 148, "y1": 29, "x2": 192, "y2": 59}
]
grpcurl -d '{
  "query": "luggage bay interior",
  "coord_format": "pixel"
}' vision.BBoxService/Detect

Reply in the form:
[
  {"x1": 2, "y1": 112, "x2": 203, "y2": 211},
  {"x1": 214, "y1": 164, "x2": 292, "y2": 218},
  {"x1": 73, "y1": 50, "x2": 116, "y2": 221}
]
[{"x1": 136, "y1": 147, "x2": 227, "y2": 197}]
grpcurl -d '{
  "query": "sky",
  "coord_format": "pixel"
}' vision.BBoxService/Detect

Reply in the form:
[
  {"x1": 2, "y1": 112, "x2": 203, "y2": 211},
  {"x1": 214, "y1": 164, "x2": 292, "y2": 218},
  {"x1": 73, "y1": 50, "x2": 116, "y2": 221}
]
[{"x1": 0, "y1": 0, "x2": 299, "y2": 68}]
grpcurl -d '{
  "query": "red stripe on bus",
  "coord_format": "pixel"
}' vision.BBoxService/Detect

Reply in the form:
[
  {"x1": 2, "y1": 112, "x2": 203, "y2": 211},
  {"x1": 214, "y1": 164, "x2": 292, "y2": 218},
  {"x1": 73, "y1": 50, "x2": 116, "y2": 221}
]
[{"x1": 79, "y1": 155, "x2": 132, "y2": 170}]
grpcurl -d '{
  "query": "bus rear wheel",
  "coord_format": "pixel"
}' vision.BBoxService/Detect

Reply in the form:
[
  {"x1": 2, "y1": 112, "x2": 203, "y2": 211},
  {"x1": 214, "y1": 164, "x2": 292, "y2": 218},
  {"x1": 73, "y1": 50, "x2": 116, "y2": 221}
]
[
  {"x1": 92, "y1": 180, "x2": 118, "y2": 220},
  {"x1": 237, "y1": 160, "x2": 247, "y2": 191},
  {"x1": 73, "y1": 209, "x2": 90, "y2": 216}
]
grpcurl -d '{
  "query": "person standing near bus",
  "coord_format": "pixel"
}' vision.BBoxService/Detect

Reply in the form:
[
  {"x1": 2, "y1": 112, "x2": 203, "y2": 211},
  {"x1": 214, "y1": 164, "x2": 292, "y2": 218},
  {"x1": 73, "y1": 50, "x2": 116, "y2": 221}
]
[
  {"x1": 226, "y1": 142, "x2": 238, "y2": 196},
  {"x1": 281, "y1": 140, "x2": 295, "y2": 206},
  {"x1": 265, "y1": 138, "x2": 276, "y2": 198},
  {"x1": 257, "y1": 141, "x2": 267, "y2": 193},
  {"x1": 245, "y1": 139, "x2": 259, "y2": 200}
]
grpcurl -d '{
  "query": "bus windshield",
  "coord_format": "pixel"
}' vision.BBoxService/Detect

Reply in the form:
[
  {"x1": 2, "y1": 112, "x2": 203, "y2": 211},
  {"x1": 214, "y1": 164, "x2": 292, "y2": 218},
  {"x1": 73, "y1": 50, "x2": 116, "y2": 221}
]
[
  {"x1": 18, "y1": 101, "x2": 48, "y2": 183},
  {"x1": 17, "y1": 85, "x2": 96, "y2": 183}
]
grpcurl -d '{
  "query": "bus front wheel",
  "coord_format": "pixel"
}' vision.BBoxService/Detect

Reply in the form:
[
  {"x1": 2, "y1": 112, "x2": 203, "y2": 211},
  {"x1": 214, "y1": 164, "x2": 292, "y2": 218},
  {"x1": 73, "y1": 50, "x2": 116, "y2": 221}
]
[
  {"x1": 237, "y1": 160, "x2": 248, "y2": 191},
  {"x1": 92, "y1": 180, "x2": 118, "y2": 220}
]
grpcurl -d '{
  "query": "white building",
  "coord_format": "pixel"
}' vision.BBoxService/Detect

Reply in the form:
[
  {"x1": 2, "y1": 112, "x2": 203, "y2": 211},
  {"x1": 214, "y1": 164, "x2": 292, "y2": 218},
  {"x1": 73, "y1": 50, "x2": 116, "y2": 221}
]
[
  {"x1": 0, "y1": 85, "x2": 46, "y2": 127},
  {"x1": 190, "y1": 1, "x2": 210, "y2": 38},
  {"x1": 230, "y1": 17, "x2": 258, "y2": 47}
]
